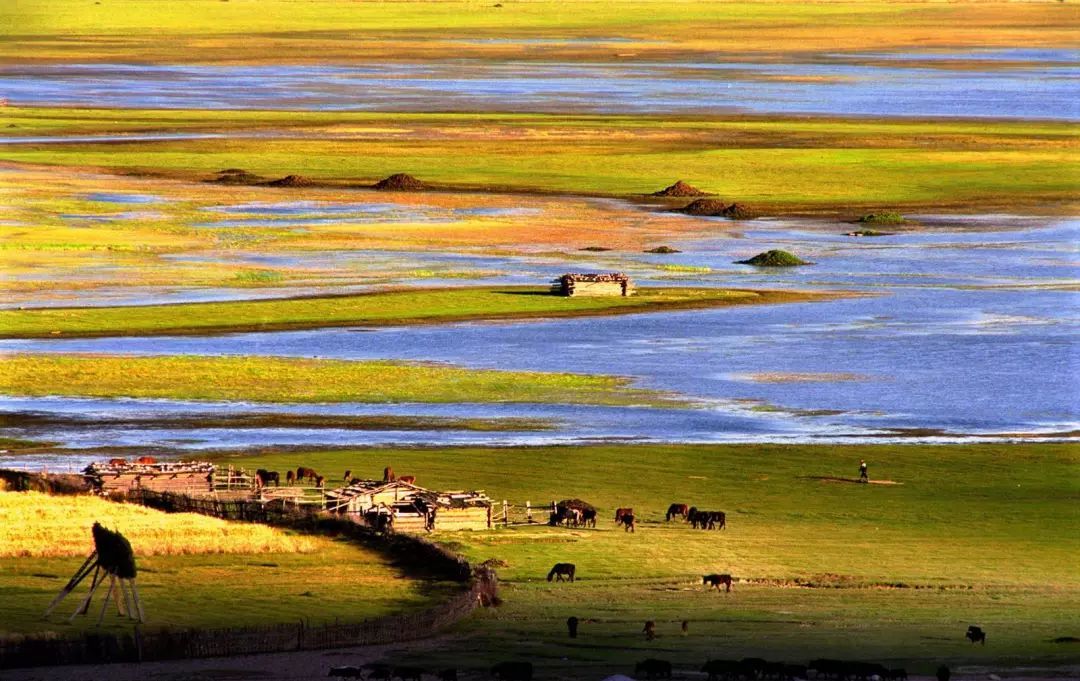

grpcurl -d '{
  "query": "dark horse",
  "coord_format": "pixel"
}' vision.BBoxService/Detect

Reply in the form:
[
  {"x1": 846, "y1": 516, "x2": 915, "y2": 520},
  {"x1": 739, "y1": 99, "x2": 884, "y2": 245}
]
[
  {"x1": 966, "y1": 625, "x2": 986, "y2": 645},
  {"x1": 703, "y1": 573, "x2": 733, "y2": 592},
  {"x1": 621, "y1": 513, "x2": 636, "y2": 532},
  {"x1": 615, "y1": 507, "x2": 634, "y2": 526},
  {"x1": 547, "y1": 563, "x2": 576, "y2": 582},
  {"x1": 296, "y1": 466, "x2": 319, "y2": 483},
  {"x1": 255, "y1": 469, "x2": 280, "y2": 487},
  {"x1": 581, "y1": 508, "x2": 597, "y2": 528},
  {"x1": 666, "y1": 503, "x2": 689, "y2": 521},
  {"x1": 383, "y1": 466, "x2": 395, "y2": 482}
]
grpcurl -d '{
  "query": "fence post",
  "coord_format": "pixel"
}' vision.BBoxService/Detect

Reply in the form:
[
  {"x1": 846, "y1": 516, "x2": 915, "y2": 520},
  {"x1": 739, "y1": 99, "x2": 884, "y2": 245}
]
[
  {"x1": 502, "y1": 500, "x2": 508, "y2": 526},
  {"x1": 526, "y1": 501, "x2": 532, "y2": 523}
]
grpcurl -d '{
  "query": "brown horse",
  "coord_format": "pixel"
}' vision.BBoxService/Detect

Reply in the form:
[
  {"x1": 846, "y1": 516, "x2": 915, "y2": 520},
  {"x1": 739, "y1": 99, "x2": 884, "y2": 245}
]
[
  {"x1": 581, "y1": 508, "x2": 597, "y2": 528},
  {"x1": 108, "y1": 458, "x2": 127, "y2": 466},
  {"x1": 622, "y1": 513, "x2": 636, "y2": 533},
  {"x1": 343, "y1": 469, "x2": 352, "y2": 482},
  {"x1": 285, "y1": 470, "x2": 296, "y2": 485},
  {"x1": 383, "y1": 466, "x2": 395, "y2": 482},
  {"x1": 398, "y1": 475, "x2": 416, "y2": 485},
  {"x1": 615, "y1": 507, "x2": 634, "y2": 526},
  {"x1": 296, "y1": 466, "x2": 318, "y2": 482},
  {"x1": 135, "y1": 456, "x2": 157, "y2": 465},
  {"x1": 255, "y1": 469, "x2": 280, "y2": 487},
  {"x1": 315, "y1": 475, "x2": 325, "y2": 489},
  {"x1": 666, "y1": 503, "x2": 689, "y2": 521},
  {"x1": 703, "y1": 573, "x2": 733, "y2": 592}
]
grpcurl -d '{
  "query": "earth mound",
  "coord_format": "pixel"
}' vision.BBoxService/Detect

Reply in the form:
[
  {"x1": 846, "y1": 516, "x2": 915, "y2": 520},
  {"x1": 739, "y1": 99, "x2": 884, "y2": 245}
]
[
  {"x1": 373, "y1": 173, "x2": 427, "y2": 191},
  {"x1": 579, "y1": 246, "x2": 613, "y2": 252},
  {"x1": 209, "y1": 169, "x2": 264, "y2": 185},
  {"x1": 736, "y1": 249, "x2": 810, "y2": 267},
  {"x1": 645, "y1": 245, "x2": 681, "y2": 254},
  {"x1": 678, "y1": 199, "x2": 754, "y2": 219},
  {"x1": 651, "y1": 180, "x2": 711, "y2": 197},
  {"x1": 264, "y1": 174, "x2": 314, "y2": 188},
  {"x1": 719, "y1": 202, "x2": 754, "y2": 220}
]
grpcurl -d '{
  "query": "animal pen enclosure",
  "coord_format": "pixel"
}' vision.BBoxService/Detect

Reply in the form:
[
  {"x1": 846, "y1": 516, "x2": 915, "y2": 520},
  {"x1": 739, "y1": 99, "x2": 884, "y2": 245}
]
[
  {"x1": 84, "y1": 460, "x2": 214, "y2": 496},
  {"x1": 324, "y1": 479, "x2": 493, "y2": 532},
  {"x1": 551, "y1": 272, "x2": 635, "y2": 297}
]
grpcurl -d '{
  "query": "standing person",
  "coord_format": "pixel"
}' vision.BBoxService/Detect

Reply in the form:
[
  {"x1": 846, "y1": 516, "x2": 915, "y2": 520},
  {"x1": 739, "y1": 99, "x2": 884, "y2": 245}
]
[{"x1": 859, "y1": 459, "x2": 868, "y2": 483}]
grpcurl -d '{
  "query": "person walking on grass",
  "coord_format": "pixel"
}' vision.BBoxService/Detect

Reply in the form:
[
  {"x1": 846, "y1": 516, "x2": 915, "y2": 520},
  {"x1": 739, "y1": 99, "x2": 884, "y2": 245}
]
[{"x1": 859, "y1": 459, "x2": 869, "y2": 483}]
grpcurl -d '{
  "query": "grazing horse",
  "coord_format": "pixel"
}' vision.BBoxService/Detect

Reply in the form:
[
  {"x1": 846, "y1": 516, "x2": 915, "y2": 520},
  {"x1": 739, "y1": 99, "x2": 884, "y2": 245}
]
[
  {"x1": 343, "y1": 470, "x2": 351, "y2": 482},
  {"x1": 615, "y1": 507, "x2": 634, "y2": 526},
  {"x1": 315, "y1": 475, "x2": 325, "y2": 489},
  {"x1": 635, "y1": 658, "x2": 671, "y2": 679},
  {"x1": 546, "y1": 563, "x2": 576, "y2": 582},
  {"x1": 383, "y1": 466, "x2": 395, "y2": 482},
  {"x1": 642, "y1": 621, "x2": 656, "y2": 641},
  {"x1": 622, "y1": 513, "x2": 636, "y2": 532},
  {"x1": 666, "y1": 503, "x2": 689, "y2": 521},
  {"x1": 966, "y1": 625, "x2": 986, "y2": 645},
  {"x1": 707, "y1": 511, "x2": 727, "y2": 530},
  {"x1": 398, "y1": 475, "x2": 416, "y2": 485},
  {"x1": 296, "y1": 466, "x2": 319, "y2": 483},
  {"x1": 135, "y1": 456, "x2": 157, "y2": 465},
  {"x1": 703, "y1": 573, "x2": 733, "y2": 592},
  {"x1": 285, "y1": 470, "x2": 296, "y2": 485},
  {"x1": 255, "y1": 469, "x2": 280, "y2": 487},
  {"x1": 581, "y1": 508, "x2": 597, "y2": 528}
]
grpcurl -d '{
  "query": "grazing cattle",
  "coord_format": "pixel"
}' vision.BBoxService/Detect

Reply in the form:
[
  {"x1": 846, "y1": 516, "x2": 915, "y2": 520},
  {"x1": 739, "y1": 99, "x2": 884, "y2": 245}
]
[
  {"x1": 546, "y1": 563, "x2": 576, "y2": 582},
  {"x1": 642, "y1": 620, "x2": 656, "y2": 641},
  {"x1": 296, "y1": 466, "x2": 319, "y2": 482},
  {"x1": 666, "y1": 503, "x2": 689, "y2": 521},
  {"x1": 615, "y1": 507, "x2": 634, "y2": 525},
  {"x1": 255, "y1": 469, "x2": 280, "y2": 487},
  {"x1": 327, "y1": 667, "x2": 364, "y2": 678},
  {"x1": 581, "y1": 508, "x2": 597, "y2": 528},
  {"x1": 135, "y1": 456, "x2": 157, "y2": 465},
  {"x1": 438, "y1": 670, "x2": 458, "y2": 681},
  {"x1": 393, "y1": 666, "x2": 425, "y2": 681},
  {"x1": 566, "y1": 615, "x2": 578, "y2": 638},
  {"x1": 966, "y1": 625, "x2": 986, "y2": 645},
  {"x1": 490, "y1": 661, "x2": 533, "y2": 681},
  {"x1": 703, "y1": 573, "x2": 733, "y2": 592},
  {"x1": 383, "y1": 466, "x2": 395, "y2": 482},
  {"x1": 398, "y1": 475, "x2": 416, "y2": 485},
  {"x1": 635, "y1": 658, "x2": 672, "y2": 679},
  {"x1": 702, "y1": 659, "x2": 746, "y2": 681},
  {"x1": 622, "y1": 513, "x2": 636, "y2": 532},
  {"x1": 108, "y1": 458, "x2": 127, "y2": 466},
  {"x1": 285, "y1": 470, "x2": 296, "y2": 485}
]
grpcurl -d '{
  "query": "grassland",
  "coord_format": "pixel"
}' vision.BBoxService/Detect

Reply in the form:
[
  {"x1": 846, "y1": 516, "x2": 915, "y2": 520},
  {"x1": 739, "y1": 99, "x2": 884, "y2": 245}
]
[
  {"x1": 215, "y1": 443, "x2": 1080, "y2": 673},
  {"x1": 1, "y1": 1, "x2": 1075, "y2": 64},
  {"x1": 0, "y1": 286, "x2": 829, "y2": 338},
  {"x1": 0, "y1": 354, "x2": 674, "y2": 406},
  {"x1": 0, "y1": 491, "x2": 446, "y2": 635},
  {"x1": 3, "y1": 108, "x2": 1077, "y2": 215}
]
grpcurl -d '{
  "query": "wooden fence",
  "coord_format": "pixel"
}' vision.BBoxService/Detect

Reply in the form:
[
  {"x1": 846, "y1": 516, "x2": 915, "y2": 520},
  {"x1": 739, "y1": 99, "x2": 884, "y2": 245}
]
[{"x1": 0, "y1": 490, "x2": 497, "y2": 670}]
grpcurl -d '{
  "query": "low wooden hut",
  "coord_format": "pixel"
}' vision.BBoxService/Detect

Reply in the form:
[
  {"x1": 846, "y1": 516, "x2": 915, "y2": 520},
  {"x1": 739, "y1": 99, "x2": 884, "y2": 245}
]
[
  {"x1": 324, "y1": 479, "x2": 492, "y2": 533},
  {"x1": 551, "y1": 272, "x2": 634, "y2": 297},
  {"x1": 84, "y1": 460, "x2": 215, "y2": 496}
]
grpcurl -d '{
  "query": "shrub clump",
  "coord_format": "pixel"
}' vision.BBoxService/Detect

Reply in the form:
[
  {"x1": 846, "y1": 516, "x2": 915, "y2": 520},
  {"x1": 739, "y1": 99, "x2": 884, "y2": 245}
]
[
  {"x1": 735, "y1": 250, "x2": 811, "y2": 267},
  {"x1": 857, "y1": 211, "x2": 909, "y2": 225}
]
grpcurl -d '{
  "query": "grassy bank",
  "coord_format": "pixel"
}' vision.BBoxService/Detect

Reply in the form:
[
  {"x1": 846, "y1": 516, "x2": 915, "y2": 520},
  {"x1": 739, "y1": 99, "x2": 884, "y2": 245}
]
[
  {"x1": 1, "y1": 1, "x2": 1073, "y2": 64},
  {"x1": 0, "y1": 354, "x2": 673, "y2": 406},
  {"x1": 0, "y1": 491, "x2": 445, "y2": 635},
  {"x1": 3, "y1": 109, "x2": 1076, "y2": 214},
  {"x1": 0, "y1": 286, "x2": 830, "y2": 338},
  {"x1": 215, "y1": 443, "x2": 1080, "y2": 671}
]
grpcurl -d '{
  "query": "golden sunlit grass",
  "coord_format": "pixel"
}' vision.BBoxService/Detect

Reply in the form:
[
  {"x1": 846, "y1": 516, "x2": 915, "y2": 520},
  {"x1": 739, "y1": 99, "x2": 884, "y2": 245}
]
[{"x1": 0, "y1": 491, "x2": 316, "y2": 558}]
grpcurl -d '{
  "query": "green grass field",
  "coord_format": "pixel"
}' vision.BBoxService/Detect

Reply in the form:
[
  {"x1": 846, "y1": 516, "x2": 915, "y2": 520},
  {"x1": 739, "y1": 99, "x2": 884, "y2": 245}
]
[
  {"x1": 214, "y1": 443, "x2": 1080, "y2": 673},
  {"x1": 0, "y1": 491, "x2": 448, "y2": 636},
  {"x1": 3, "y1": 108, "x2": 1076, "y2": 214},
  {"x1": 0, "y1": 287, "x2": 826, "y2": 338},
  {"x1": 0, "y1": 354, "x2": 674, "y2": 406}
]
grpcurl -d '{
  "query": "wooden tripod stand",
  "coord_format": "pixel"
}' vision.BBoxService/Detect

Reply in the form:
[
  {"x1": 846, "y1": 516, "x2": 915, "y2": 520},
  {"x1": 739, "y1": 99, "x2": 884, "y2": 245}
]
[{"x1": 43, "y1": 524, "x2": 145, "y2": 625}]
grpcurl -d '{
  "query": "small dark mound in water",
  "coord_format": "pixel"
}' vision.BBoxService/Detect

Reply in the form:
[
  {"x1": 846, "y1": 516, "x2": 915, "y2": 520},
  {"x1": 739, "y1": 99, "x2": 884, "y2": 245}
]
[
  {"x1": 580, "y1": 246, "x2": 613, "y2": 252},
  {"x1": 651, "y1": 180, "x2": 711, "y2": 197},
  {"x1": 210, "y1": 168, "x2": 264, "y2": 185},
  {"x1": 264, "y1": 174, "x2": 314, "y2": 188},
  {"x1": 373, "y1": 173, "x2": 427, "y2": 191},
  {"x1": 678, "y1": 199, "x2": 754, "y2": 219},
  {"x1": 719, "y1": 202, "x2": 754, "y2": 219},
  {"x1": 645, "y1": 246, "x2": 681, "y2": 254},
  {"x1": 857, "y1": 211, "x2": 910, "y2": 225},
  {"x1": 736, "y1": 250, "x2": 810, "y2": 267}
]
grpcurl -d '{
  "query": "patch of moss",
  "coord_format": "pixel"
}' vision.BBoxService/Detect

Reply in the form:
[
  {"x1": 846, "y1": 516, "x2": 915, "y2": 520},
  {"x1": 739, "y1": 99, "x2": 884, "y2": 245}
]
[
  {"x1": 857, "y1": 211, "x2": 909, "y2": 225},
  {"x1": 736, "y1": 249, "x2": 811, "y2": 267}
]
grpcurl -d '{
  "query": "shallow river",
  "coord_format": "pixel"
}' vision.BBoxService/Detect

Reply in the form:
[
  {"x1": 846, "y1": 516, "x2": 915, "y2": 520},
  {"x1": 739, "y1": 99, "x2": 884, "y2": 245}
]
[
  {"x1": 3, "y1": 215, "x2": 1077, "y2": 469},
  {"x1": 2, "y1": 50, "x2": 1078, "y2": 118}
]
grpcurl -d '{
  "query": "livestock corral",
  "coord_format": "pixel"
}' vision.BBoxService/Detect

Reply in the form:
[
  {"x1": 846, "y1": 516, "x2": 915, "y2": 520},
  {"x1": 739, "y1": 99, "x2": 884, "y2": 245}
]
[
  {"x1": 551, "y1": 272, "x2": 635, "y2": 297},
  {"x1": 84, "y1": 458, "x2": 214, "y2": 496}
]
